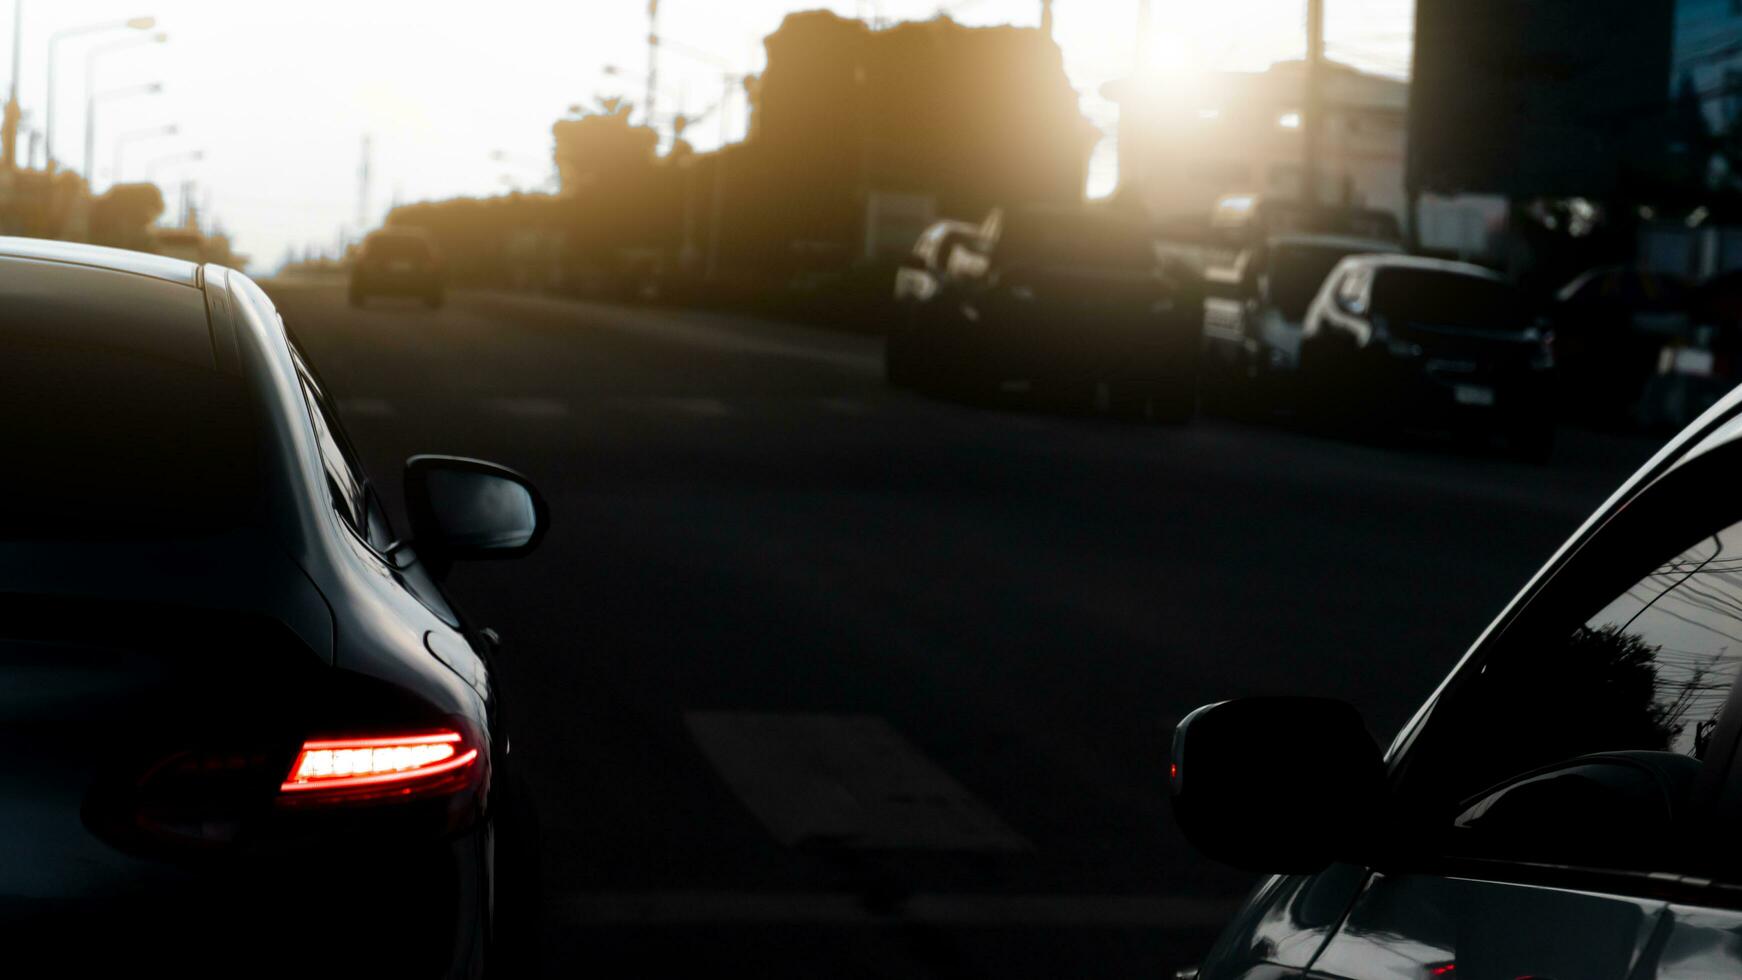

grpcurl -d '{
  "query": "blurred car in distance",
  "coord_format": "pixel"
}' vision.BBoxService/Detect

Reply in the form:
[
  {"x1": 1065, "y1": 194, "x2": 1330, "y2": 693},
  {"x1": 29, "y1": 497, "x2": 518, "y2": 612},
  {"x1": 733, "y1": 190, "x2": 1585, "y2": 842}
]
[
  {"x1": 1550, "y1": 264, "x2": 1692, "y2": 427},
  {"x1": 1200, "y1": 232, "x2": 1404, "y2": 412},
  {"x1": 1168, "y1": 378, "x2": 1742, "y2": 980},
  {"x1": 1298, "y1": 254, "x2": 1555, "y2": 458},
  {"x1": 886, "y1": 204, "x2": 1202, "y2": 421},
  {"x1": 351, "y1": 226, "x2": 446, "y2": 308},
  {"x1": 0, "y1": 238, "x2": 541, "y2": 973}
]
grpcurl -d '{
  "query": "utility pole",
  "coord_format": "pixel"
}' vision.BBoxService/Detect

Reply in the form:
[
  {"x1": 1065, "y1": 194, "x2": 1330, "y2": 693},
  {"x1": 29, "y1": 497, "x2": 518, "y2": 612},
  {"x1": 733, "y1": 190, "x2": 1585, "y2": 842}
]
[
  {"x1": 356, "y1": 133, "x2": 371, "y2": 240},
  {"x1": 645, "y1": 0, "x2": 659, "y2": 135},
  {"x1": 1301, "y1": 0, "x2": 1324, "y2": 210},
  {"x1": 4, "y1": 0, "x2": 21, "y2": 169},
  {"x1": 1135, "y1": 0, "x2": 1150, "y2": 71}
]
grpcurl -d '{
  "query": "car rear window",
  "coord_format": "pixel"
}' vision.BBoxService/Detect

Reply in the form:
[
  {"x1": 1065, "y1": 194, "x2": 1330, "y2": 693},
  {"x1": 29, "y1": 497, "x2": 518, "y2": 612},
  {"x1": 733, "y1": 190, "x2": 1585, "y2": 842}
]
[
  {"x1": 1, "y1": 338, "x2": 261, "y2": 538},
  {"x1": 365, "y1": 235, "x2": 433, "y2": 262},
  {"x1": 1372, "y1": 267, "x2": 1529, "y2": 331}
]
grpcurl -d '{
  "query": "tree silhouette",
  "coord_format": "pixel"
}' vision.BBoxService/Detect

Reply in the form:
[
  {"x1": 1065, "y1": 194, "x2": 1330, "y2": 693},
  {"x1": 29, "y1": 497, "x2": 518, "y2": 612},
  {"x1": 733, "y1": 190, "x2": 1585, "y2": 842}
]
[{"x1": 89, "y1": 182, "x2": 165, "y2": 252}]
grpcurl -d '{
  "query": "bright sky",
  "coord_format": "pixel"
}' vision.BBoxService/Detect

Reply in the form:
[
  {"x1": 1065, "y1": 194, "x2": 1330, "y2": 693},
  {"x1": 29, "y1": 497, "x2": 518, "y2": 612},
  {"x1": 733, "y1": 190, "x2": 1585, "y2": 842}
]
[{"x1": 9, "y1": 1, "x2": 1411, "y2": 272}]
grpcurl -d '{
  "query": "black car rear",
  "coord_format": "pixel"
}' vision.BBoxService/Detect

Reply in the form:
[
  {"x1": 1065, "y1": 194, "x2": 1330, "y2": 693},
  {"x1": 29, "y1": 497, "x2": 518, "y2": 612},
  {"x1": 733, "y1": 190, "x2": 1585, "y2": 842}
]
[
  {"x1": 1300, "y1": 257, "x2": 1554, "y2": 457},
  {"x1": 906, "y1": 205, "x2": 1201, "y2": 419},
  {"x1": 0, "y1": 240, "x2": 538, "y2": 974},
  {"x1": 352, "y1": 228, "x2": 445, "y2": 308}
]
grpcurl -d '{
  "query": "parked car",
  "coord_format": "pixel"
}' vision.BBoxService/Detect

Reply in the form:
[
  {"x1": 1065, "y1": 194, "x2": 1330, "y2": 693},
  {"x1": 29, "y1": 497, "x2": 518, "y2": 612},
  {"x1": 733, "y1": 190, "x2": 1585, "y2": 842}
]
[
  {"x1": 0, "y1": 238, "x2": 540, "y2": 973},
  {"x1": 351, "y1": 226, "x2": 446, "y2": 308},
  {"x1": 1298, "y1": 254, "x2": 1555, "y2": 458},
  {"x1": 1200, "y1": 233, "x2": 1403, "y2": 410},
  {"x1": 893, "y1": 219, "x2": 979, "y2": 309},
  {"x1": 888, "y1": 219, "x2": 980, "y2": 386},
  {"x1": 1637, "y1": 268, "x2": 1742, "y2": 431},
  {"x1": 1550, "y1": 265, "x2": 1692, "y2": 426},
  {"x1": 889, "y1": 204, "x2": 1202, "y2": 421},
  {"x1": 1169, "y1": 377, "x2": 1742, "y2": 980}
]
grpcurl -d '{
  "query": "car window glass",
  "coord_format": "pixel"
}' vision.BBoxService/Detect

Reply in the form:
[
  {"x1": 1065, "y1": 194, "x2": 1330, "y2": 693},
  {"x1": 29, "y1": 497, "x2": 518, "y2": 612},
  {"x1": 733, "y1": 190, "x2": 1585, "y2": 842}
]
[
  {"x1": 1413, "y1": 520, "x2": 1742, "y2": 876},
  {"x1": 300, "y1": 375, "x2": 366, "y2": 533},
  {"x1": 287, "y1": 343, "x2": 393, "y2": 549},
  {"x1": 1371, "y1": 268, "x2": 1528, "y2": 330}
]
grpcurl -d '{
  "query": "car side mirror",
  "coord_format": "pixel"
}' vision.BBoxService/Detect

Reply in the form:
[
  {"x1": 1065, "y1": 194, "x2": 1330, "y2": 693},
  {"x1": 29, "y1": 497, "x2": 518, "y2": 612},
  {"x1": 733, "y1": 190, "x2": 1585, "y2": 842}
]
[
  {"x1": 404, "y1": 455, "x2": 548, "y2": 563},
  {"x1": 1169, "y1": 697, "x2": 1384, "y2": 874}
]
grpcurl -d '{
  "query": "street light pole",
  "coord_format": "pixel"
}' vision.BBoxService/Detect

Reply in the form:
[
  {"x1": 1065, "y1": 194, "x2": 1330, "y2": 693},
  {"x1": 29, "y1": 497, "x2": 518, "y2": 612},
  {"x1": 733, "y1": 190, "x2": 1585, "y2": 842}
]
[
  {"x1": 86, "y1": 81, "x2": 161, "y2": 191},
  {"x1": 4, "y1": 0, "x2": 21, "y2": 168},
  {"x1": 653, "y1": 38, "x2": 747, "y2": 148},
  {"x1": 645, "y1": 0, "x2": 659, "y2": 130},
  {"x1": 85, "y1": 31, "x2": 166, "y2": 184},
  {"x1": 1302, "y1": 0, "x2": 1324, "y2": 210},
  {"x1": 143, "y1": 146, "x2": 199, "y2": 184},
  {"x1": 45, "y1": 15, "x2": 153, "y2": 171},
  {"x1": 112, "y1": 121, "x2": 174, "y2": 185}
]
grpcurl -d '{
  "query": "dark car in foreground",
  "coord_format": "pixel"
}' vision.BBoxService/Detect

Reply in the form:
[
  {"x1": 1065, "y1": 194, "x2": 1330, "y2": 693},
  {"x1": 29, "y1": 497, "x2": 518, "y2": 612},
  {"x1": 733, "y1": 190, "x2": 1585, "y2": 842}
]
[
  {"x1": 886, "y1": 205, "x2": 1202, "y2": 421},
  {"x1": 0, "y1": 239, "x2": 540, "y2": 974},
  {"x1": 1298, "y1": 254, "x2": 1555, "y2": 458},
  {"x1": 352, "y1": 226, "x2": 446, "y2": 308},
  {"x1": 1170, "y1": 387, "x2": 1742, "y2": 979}
]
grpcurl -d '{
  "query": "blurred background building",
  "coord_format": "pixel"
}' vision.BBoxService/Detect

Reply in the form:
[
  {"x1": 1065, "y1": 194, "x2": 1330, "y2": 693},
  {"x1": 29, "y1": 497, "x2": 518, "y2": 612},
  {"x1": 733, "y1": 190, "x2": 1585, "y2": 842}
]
[{"x1": 1106, "y1": 58, "x2": 1406, "y2": 228}]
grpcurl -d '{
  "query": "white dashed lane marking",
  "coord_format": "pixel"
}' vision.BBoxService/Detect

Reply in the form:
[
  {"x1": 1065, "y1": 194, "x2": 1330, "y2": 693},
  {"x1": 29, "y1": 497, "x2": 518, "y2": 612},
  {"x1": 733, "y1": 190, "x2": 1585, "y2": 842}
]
[{"x1": 686, "y1": 712, "x2": 1029, "y2": 852}]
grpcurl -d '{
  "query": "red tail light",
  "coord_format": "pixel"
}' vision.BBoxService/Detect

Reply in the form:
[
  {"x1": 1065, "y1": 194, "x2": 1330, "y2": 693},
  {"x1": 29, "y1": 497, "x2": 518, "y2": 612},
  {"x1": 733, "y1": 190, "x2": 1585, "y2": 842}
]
[{"x1": 279, "y1": 729, "x2": 480, "y2": 803}]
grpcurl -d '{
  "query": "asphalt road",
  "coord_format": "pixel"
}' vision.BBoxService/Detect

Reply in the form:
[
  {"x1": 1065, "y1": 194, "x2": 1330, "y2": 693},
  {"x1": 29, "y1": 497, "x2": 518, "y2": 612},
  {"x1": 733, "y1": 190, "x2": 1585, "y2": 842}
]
[{"x1": 267, "y1": 280, "x2": 1664, "y2": 978}]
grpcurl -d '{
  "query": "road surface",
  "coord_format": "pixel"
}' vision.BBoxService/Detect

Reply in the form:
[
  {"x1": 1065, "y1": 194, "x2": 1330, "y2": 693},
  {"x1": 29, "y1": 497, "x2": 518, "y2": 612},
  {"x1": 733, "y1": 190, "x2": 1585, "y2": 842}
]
[{"x1": 267, "y1": 279, "x2": 1662, "y2": 978}]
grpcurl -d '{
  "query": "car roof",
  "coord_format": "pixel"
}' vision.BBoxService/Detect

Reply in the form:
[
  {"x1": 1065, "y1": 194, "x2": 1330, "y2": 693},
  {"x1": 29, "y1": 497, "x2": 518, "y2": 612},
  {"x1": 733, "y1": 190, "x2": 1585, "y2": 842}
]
[
  {"x1": 1266, "y1": 233, "x2": 1403, "y2": 253},
  {"x1": 0, "y1": 241, "x2": 214, "y2": 370},
  {"x1": 1346, "y1": 253, "x2": 1505, "y2": 282},
  {"x1": 0, "y1": 236, "x2": 201, "y2": 286}
]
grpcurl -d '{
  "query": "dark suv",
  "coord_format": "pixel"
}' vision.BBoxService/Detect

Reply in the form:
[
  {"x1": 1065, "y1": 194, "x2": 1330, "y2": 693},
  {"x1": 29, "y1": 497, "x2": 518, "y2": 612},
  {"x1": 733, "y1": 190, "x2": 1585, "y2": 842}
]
[
  {"x1": 351, "y1": 227, "x2": 446, "y2": 308},
  {"x1": 891, "y1": 205, "x2": 1202, "y2": 420},
  {"x1": 1171, "y1": 386, "x2": 1742, "y2": 979},
  {"x1": 1299, "y1": 254, "x2": 1556, "y2": 458}
]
